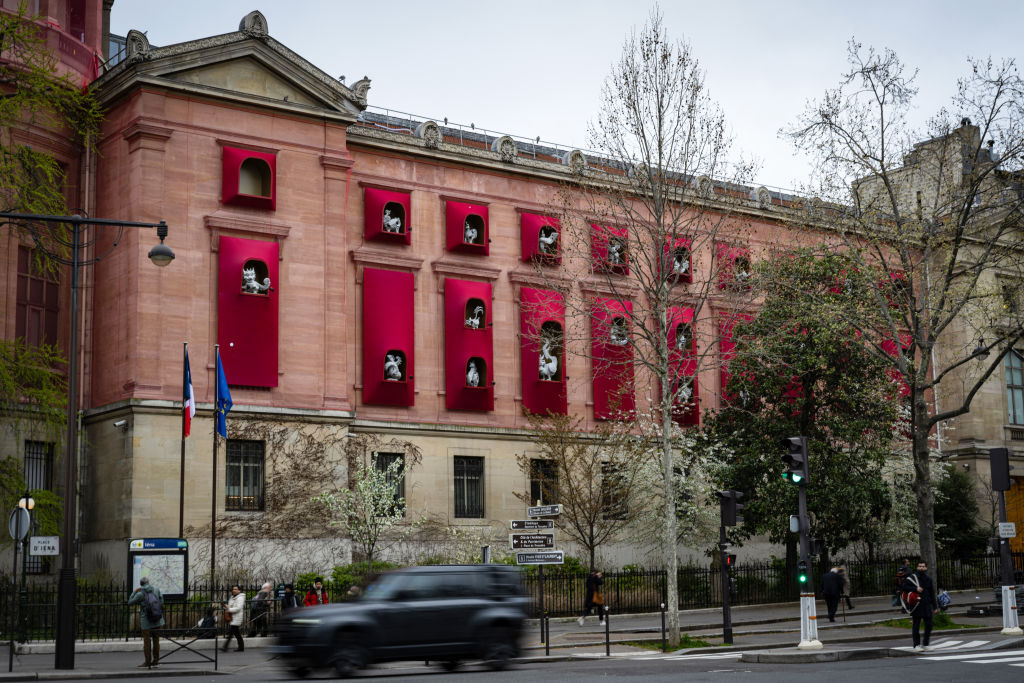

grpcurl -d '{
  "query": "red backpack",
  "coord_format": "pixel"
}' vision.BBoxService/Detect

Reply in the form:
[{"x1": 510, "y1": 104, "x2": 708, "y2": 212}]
[{"x1": 900, "y1": 574, "x2": 922, "y2": 611}]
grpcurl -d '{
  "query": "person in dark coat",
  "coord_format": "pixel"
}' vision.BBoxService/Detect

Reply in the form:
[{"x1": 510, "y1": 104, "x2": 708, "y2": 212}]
[
  {"x1": 894, "y1": 558, "x2": 912, "y2": 612},
  {"x1": 901, "y1": 560, "x2": 939, "y2": 650},
  {"x1": 248, "y1": 582, "x2": 273, "y2": 637},
  {"x1": 821, "y1": 567, "x2": 843, "y2": 622},
  {"x1": 127, "y1": 577, "x2": 165, "y2": 668},
  {"x1": 280, "y1": 584, "x2": 301, "y2": 611},
  {"x1": 577, "y1": 569, "x2": 604, "y2": 626}
]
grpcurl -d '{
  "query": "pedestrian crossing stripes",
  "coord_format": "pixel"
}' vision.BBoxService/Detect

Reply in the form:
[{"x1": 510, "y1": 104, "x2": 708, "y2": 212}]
[
  {"x1": 920, "y1": 648, "x2": 1024, "y2": 665},
  {"x1": 893, "y1": 638, "x2": 991, "y2": 652}
]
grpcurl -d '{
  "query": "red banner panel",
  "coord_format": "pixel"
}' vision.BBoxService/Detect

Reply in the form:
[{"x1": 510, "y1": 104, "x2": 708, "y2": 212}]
[
  {"x1": 364, "y1": 187, "x2": 412, "y2": 244},
  {"x1": 663, "y1": 237, "x2": 693, "y2": 283},
  {"x1": 591, "y1": 224, "x2": 629, "y2": 275},
  {"x1": 362, "y1": 268, "x2": 415, "y2": 406},
  {"x1": 520, "y1": 287, "x2": 566, "y2": 415},
  {"x1": 521, "y1": 212, "x2": 561, "y2": 264},
  {"x1": 668, "y1": 307, "x2": 699, "y2": 425},
  {"x1": 218, "y1": 236, "x2": 279, "y2": 387},
  {"x1": 719, "y1": 312, "x2": 753, "y2": 406},
  {"x1": 222, "y1": 146, "x2": 276, "y2": 210},
  {"x1": 717, "y1": 243, "x2": 752, "y2": 290},
  {"x1": 592, "y1": 298, "x2": 634, "y2": 420},
  {"x1": 445, "y1": 278, "x2": 494, "y2": 411},
  {"x1": 446, "y1": 200, "x2": 489, "y2": 255}
]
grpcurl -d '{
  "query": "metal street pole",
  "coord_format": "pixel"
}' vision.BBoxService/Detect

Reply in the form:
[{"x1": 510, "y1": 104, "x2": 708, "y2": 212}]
[
  {"x1": 0, "y1": 212, "x2": 173, "y2": 670},
  {"x1": 719, "y1": 529, "x2": 733, "y2": 645},
  {"x1": 998, "y1": 490, "x2": 1022, "y2": 635},
  {"x1": 796, "y1": 482, "x2": 821, "y2": 649}
]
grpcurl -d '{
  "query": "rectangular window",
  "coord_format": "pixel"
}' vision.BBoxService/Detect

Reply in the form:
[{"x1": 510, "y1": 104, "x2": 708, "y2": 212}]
[
  {"x1": 373, "y1": 452, "x2": 406, "y2": 515},
  {"x1": 454, "y1": 456, "x2": 484, "y2": 518},
  {"x1": 16, "y1": 246, "x2": 60, "y2": 346},
  {"x1": 601, "y1": 462, "x2": 628, "y2": 520},
  {"x1": 226, "y1": 440, "x2": 265, "y2": 511},
  {"x1": 24, "y1": 441, "x2": 55, "y2": 574},
  {"x1": 529, "y1": 459, "x2": 558, "y2": 506},
  {"x1": 1007, "y1": 351, "x2": 1024, "y2": 425}
]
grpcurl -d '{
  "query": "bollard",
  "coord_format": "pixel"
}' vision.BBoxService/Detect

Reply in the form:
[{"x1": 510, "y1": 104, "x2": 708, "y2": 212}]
[
  {"x1": 605, "y1": 606, "x2": 611, "y2": 657},
  {"x1": 661, "y1": 602, "x2": 667, "y2": 652},
  {"x1": 545, "y1": 614, "x2": 550, "y2": 656}
]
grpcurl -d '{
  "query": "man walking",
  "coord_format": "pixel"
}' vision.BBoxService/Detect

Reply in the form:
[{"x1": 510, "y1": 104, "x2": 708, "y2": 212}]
[
  {"x1": 127, "y1": 577, "x2": 164, "y2": 668},
  {"x1": 821, "y1": 567, "x2": 843, "y2": 622},
  {"x1": 902, "y1": 560, "x2": 939, "y2": 651},
  {"x1": 895, "y1": 558, "x2": 911, "y2": 612},
  {"x1": 249, "y1": 582, "x2": 273, "y2": 637}
]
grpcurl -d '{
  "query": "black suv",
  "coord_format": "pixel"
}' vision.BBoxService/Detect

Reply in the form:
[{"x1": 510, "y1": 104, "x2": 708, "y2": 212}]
[{"x1": 274, "y1": 565, "x2": 529, "y2": 677}]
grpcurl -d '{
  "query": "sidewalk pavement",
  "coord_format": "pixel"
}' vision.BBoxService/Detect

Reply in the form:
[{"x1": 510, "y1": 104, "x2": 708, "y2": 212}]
[{"x1": 0, "y1": 588, "x2": 1012, "y2": 680}]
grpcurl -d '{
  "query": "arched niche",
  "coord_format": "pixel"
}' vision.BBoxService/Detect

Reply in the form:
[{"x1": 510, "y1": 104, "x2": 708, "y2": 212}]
[
  {"x1": 674, "y1": 322, "x2": 693, "y2": 351},
  {"x1": 673, "y1": 246, "x2": 690, "y2": 275},
  {"x1": 539, "y1": 321, "x2": 563, "y2": 382},
  {"x1": 464, "y1": 214, "x2": 485, "y2": 245},
  {"x1": 466, "y1": 357, "x2": 487, "y2": 387},
  {"x1": 609, "y1": 317, "x2": 629, "y2": 346},
  {"x1": 465, "y1": 298, "x2": 486, "y2": 329},
  {"x1": 382, "y1": 201, "x2": 406, "y2": 234},
  {"x1": 538, "y1": 225, "x2": 559, "y2": 256},
  {"x1": 733, "y1": 255, "x2": 752, "y2": 282},
  {"x1": 241, "y1": 258, "x2": 272, "y2": 295},
  {"x1": 239, "y1": 157, "x2": 272, "y2": 197},
  {"x1": 384, "y1": 350, "x2": 407, "y2": 382}
]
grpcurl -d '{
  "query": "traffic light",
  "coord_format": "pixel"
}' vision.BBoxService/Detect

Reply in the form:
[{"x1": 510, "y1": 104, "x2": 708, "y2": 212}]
[
  {"x1": 810, "y1": 538, "x2": 824, "y2": 557},
  {"x1": 797, "y1": 559, "x2": 809, "y2": 585},
  {"x1": 718, "y1": 490, "x2": 745, "y2": 527},
  {"x1": 990, "y1": 448, "x2": 1011, "y2": 491},
  {"x1": 724, "y1": 553, "x2": 737, "y2": 567},
  {"x1": 781, "y1": 436, "x2": 809, "y2": 484},
  {"x1": 728, "y1": 576, "x2": 738, "y2": 598}
]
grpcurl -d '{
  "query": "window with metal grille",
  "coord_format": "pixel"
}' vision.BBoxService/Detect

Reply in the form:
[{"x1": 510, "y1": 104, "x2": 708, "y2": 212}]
[
  {"x1": 454, "y1": 456, "x2": 484, "y2": 518},
  {"x1": 1007, "y1": 351, "x2": 1024, "y2": 425},
  {"x1": 226, "y1": 440, "x2": 264, "y2": 511},
  {"x1": 373, "y1": 452, "x2": 406, "y2": 515},
  {"x1": 24, "y1": 441, "x2": 54, "y2": 574},
  {"x1": 16, "y1": 246, "x2": 60, "y2": 346},
  {"x1": 529, "y1": 459, "x2": 558, "y2": 506}
]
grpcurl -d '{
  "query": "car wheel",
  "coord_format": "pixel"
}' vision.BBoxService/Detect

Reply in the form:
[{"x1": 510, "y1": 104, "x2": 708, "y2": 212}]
[
  {"x1": 481, "y1": 626, "x2": 516, "y2": 671},
  {"x1": 331, "y1": 632, "x2": 366, "y2": 678},
  {"x1": 441, "y1": 659, "x2": 461, "y2": 671}
]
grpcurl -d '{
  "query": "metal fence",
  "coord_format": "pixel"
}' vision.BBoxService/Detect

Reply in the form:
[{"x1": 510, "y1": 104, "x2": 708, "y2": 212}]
[{"x1": 2, "y1": 553, "x2": 1020, "y2": 640}]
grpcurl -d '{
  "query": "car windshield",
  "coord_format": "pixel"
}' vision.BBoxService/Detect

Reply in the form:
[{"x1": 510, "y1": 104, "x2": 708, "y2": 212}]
[{"x1": 362, "y1": 573, "x2": 406, "y2": 601}]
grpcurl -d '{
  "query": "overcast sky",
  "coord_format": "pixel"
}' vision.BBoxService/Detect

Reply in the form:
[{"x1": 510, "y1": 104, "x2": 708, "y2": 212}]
[{"x1": 110, "y1": 0, "x2": 1023, "y2": 192}]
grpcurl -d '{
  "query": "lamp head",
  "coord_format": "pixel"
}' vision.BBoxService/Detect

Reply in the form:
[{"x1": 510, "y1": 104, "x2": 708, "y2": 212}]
[
  {"x1": 18, "y1": 496, "x2": 35, "y2": 510},
  {"x1": 148, "y1": 221, "x2": 175, "y2": 267}
]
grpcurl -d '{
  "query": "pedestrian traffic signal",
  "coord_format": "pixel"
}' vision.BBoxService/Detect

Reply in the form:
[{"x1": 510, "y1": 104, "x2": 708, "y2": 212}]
[
  {"x1": 781, "y1": 436, "x2": 809, "y2": 484},
  {"x1": 797, "y1": 559, "x2": 809, "y2": 585},
  {"x1": 724, "y1": 553, "x2": 737, "y2": 567},
  {"x1": 717, "y1": 490, "x2": 745, "y2": 527},
  {"x1": 810, "y1": 538, "x2": 824, "y2": 557}
]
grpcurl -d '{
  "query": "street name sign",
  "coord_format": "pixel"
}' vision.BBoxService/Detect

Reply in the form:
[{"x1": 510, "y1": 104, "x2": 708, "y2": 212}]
[
  {"x1": 527, "y1": 504, "x2": 561, "y2": 517},
  {"x1": 510, "y1": 533, "x2": 555, "y2": 549},
  {"x1": 515, "y1": 551, "x2": 564, "y2": 565},
  {"x1": 510, "y1": 519, "x2": 554, "y2": 530},
  {"x1": 999, "y1": 522, "x2": 1017, "y2": 538},
  {"x1": 29, "y1": 536, "x2": 59, "y2": 556}
]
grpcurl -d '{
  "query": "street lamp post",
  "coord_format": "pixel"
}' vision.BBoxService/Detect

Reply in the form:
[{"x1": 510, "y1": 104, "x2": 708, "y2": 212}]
[
  {"x1": 17, "y1": 492, "x2": 35, "y2": 644},
  {"x1": 0, "y1": 212, "x2": 173, "y2": 670}
]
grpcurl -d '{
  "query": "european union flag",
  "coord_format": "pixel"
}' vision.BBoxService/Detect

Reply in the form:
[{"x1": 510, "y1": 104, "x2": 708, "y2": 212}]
[{"x1": 215, "y1": 348, "x2": 232, "y2": 438}]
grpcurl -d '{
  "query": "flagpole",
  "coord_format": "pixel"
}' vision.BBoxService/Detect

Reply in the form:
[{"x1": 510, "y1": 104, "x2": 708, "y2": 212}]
[
  {"x1": 211, "y1": 344, "x2": 219, "y2": 586},
  {"x1": 179, "y1": 341, "x2": 188, "y2": 539}
]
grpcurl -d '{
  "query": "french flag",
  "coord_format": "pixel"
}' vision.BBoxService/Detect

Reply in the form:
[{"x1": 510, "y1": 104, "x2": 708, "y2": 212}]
[{"x1": 183, "y1": 349, "x2": 196, "y2": 437}]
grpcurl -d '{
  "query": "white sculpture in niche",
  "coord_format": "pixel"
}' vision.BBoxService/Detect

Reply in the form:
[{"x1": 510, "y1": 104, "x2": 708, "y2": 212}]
[
  {"x1": 538, "y1": 227, "x2": 558, "y2": 255},
  {"x1": 466, "y1": 360, "x2": 481, "y2": 387},
  {"x1": 675, "y1": 325, "x2": 690, "y2": 350},
  {"x1": 241, "y1": 267, "x2": 272, "y2": 294},
  {"x1": 679, "y1": 384, "x2": 693, "y2": 403},
  {"x1": 734, "y1": 256, "x2": 751, "y2": 282},
  {"x1": 609, "y1": 318, "x2": 629, "y2": 346},
  {"x1": 464, "y1": 220, "x2": 478, "y2": 244},
  {"x1": 465, "y1": 305, "x2": 485, "y2": 329},
  {"x1": 673, "y1": 249, "x2": 690, "y2": 274},
  {"x1": 539, "y1": 338, "x2": 559, "y2": 381},
  {"x1": 384, "y1": 354, "x2": 403, "y2": 381},
  {"x1": 383, "y1": 208, "x2": 403, "y2": 233},
  {"x1": 608, "y1": 238, "x2": 625, "y2": 265}
]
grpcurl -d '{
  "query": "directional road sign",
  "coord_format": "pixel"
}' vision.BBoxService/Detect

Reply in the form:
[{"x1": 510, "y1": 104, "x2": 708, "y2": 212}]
[
  {"x1": 510, "y1": 519, "x2": 554, "y2": 530},
  {"x1": 515, "y1": 551, "x2": 564, "y2": 565},
  {"x1": 527, "y1": 504, "x2": 561, "y2": 517},
  {"x1": 510, "y1": 533, "x2": 554, "y2": 549},
  {"x1": 999, "y1": 522, "x2": 1017, "y2": 539}
]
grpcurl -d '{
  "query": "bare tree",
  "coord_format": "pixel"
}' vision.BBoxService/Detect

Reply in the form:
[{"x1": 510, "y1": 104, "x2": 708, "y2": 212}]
[
  {"x1": 787, "y1": 43, "x2": 1024, "y2": 575},
  {"x1": 516, "y1": 412, "x2": 649, "y2": 569},
  {"x1": 530, "y1": 8, "x2": 758, "y2": 645}
]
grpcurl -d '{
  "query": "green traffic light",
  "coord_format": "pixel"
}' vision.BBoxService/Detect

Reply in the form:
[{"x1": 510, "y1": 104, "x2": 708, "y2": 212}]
[
  {"x1": 798, "y1": 574, "x2": 808, "y2": 583},
  {"x1": 791, "y1": 473, "x2": 803, "y2": 483}
]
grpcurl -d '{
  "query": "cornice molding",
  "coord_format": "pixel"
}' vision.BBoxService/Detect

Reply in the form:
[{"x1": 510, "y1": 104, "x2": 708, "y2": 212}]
[
  {"x1": 431, "y1": 260, "x2": 502, "y2": 292},
  {"x1": 204, "y1": 213, "x2": 291, "y2": 258}
]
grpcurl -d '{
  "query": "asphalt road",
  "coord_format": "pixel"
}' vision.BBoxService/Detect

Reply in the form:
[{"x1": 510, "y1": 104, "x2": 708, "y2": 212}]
[{"x1": 80, "y1": 644, "x2": 1024, "y2": 682}]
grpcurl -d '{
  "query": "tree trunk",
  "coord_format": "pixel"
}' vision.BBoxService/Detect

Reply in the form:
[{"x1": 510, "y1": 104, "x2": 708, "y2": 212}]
[
  {"x1": 662, "y1": 401, "x2": 680, "y2": 646},
  {"x1": 912, "y1": 388, "x2": 938, "y2": 583}
]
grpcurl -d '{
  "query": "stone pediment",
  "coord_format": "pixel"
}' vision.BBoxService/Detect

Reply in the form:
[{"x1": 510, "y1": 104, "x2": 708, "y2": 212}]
[
  {"x1": 95, "y1": 11, "x2": 368, "y2": 123},
  {"x1": 170, "y1": 57, "x2": 321, "y2": 107}
]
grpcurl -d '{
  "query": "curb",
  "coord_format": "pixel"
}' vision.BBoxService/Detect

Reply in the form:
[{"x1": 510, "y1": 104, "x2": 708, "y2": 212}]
[{"x1": 741, "y1": 635, "x2": 1024, "y2": 664}]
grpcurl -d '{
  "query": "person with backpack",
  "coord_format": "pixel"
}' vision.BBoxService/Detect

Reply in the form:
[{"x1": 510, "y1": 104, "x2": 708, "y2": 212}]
[
  {"x1": 894, "y1": 558, "x2": 911, "y2": 611},
  {"x1": 901, "y1": 560, "x2": 939, "y2": 651},
  {"x1": 127, "y1": 577, "x2": 165, "y2": 668}
]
